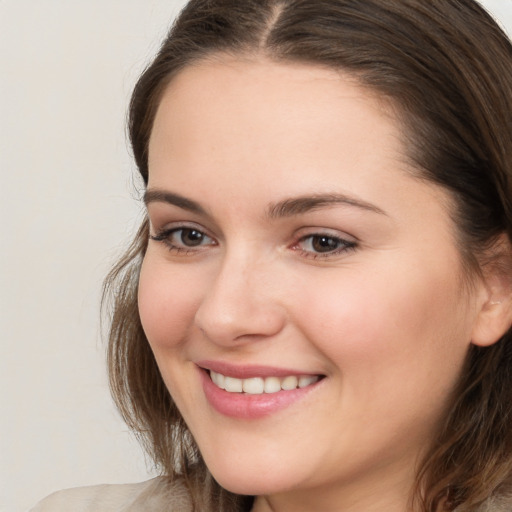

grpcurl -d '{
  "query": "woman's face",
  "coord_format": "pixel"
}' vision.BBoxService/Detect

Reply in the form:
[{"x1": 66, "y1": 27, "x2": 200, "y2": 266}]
[{"x1": 139, "y1": 58, "x2": 484, "y2": 508}]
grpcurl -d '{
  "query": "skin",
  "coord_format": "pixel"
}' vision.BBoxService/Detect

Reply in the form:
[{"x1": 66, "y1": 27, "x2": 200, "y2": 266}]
[{"x1": 138, "y1": 57, "x2": 496, "y2": 512}]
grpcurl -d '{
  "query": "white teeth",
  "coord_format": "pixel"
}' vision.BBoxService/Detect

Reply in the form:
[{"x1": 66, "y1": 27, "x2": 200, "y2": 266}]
[
  {"x1": 242, "y1": 377, "x2": 264, "y2": 394},
  {"x1": 209, "y1": 371, "x2": 319, "y2": 394},
  {"x1": 263, "y1": 376, "x2": 281, "y2": 394},
  {"x1": 224, "y1": 376, "x2": 243, "y2": 393},
  {"x1": 298, "y1": 375, "x2": 318, "y2": 388},
  {"x1": 281, "y1": 376, "x2": 298, "y2": 390},
  {"x1": 211, "y1": 371, "x2": 225, "y2": 389}
]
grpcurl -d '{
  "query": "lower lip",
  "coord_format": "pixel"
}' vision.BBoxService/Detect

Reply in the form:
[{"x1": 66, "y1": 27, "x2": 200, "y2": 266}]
[{"x1": 199, "y1": 369, "x2": 322, "y2": 419}]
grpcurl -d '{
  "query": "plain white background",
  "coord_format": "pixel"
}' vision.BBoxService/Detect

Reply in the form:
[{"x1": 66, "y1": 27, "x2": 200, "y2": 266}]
[{"x1": 1, "y1": 1, "x2": 511, "y2": 511}]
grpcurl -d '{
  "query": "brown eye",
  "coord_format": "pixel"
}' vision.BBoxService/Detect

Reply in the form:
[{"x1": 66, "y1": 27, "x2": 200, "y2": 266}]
[
  {"x1": 150, "y1": 226, "x2": 215, "y2": 253},
  {"x1": 179, "y1": 229, "x2": 206, "y2": 246},
  {"x1": 311, "y1": 235, "x2": 342, "y2": 253},
  {"x1": 297, "y1": 234, "x2": 357, "y2": 256}
]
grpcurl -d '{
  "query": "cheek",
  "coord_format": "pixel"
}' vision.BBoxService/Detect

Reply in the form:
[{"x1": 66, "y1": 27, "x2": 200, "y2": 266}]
[
  {"x1": 138, "y1": 255, "x2": 199, "y2": 351},
  {"x1": 296, "y1": 261, "x2": 471, "y2": 400}
]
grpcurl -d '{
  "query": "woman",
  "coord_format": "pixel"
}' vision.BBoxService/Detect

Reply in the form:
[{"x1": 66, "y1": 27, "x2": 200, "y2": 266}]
[{"x1": 33, "y1": 0, "x2": 512, "y2": 511}]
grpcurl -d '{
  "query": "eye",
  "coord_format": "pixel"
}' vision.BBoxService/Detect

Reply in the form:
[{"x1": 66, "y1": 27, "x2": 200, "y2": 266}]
[
  {"x1": 294, "y1": 233, "x2": 357, "y2": 258},
  {"x1": 150, "y1": 226, "x2": 216, "y2": 253},
  {"x1": 173, "y1": 228, "x2": 209, "y2": 247}
]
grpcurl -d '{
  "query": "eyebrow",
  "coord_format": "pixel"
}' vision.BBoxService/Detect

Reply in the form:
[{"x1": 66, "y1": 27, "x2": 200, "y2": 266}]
[
  {"x1": 267, "y1": 193, "x2": 387, "y2": 218},
  {"x1": 144, "y1": 189, "x2": 206, "y2": 215},
  {"x1": 144, "y1": 188, "x2": 386, "y2": 218}
]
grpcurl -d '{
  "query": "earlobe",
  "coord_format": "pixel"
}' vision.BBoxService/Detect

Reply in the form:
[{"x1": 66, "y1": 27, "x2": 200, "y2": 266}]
[
  {"x1": 471, "y1": 235, "x2": 512, "y2": 347},
  {"x1": 471, "y1": 296, "x2": 512, "y2": 347}
]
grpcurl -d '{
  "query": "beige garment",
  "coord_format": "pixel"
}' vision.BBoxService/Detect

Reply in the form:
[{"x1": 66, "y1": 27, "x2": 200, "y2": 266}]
[
  {"x1": 29, "y1": 477, "x2": 193, "y2": 512},
  {"x1": 465, "y1": 494, "x2": 512, "y2": 512},
  {"x1": 29, "y1": 477, "x2": 512, "y2": 512}
]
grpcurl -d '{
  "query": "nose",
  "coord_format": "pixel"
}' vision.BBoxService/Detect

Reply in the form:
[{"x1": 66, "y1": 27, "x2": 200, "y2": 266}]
[{"x1": 194, "y1": 251, "x2": 286, "y2": 346}]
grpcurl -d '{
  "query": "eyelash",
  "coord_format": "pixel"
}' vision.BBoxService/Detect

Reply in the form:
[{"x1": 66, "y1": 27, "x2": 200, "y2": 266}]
[
  {"x1": 150, "y1": 226, "x2": 357, "y2": 259},
  {"x1": 292, "y1": 234, "x2": 357, "y2": 259},
  {"x1": 150, "y1": 227, "x2": 216, "y2": 255}
]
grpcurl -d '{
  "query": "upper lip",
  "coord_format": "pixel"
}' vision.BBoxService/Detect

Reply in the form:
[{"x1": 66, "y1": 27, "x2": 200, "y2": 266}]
[{"x1": 196, "y1": 360, "x2": 323, "y2": 379}]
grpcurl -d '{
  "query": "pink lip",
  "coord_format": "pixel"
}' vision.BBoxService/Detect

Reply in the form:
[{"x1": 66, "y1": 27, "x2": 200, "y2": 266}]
[
  {"x1": 196, "y1": 363, "x2": 324, "y2": 419},
  {"x1": 196, "y1": 360, "x2": 319, "y2": 379}
]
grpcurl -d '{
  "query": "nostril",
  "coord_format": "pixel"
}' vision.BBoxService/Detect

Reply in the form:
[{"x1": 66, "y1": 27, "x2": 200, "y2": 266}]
[{"x1": 194, "y1": 300, "x2": 286, "y2": 346}]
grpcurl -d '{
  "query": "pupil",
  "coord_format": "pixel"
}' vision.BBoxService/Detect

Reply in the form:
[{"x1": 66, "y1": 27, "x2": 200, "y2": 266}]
[
  {"x1": 182, "y1": 229, "x2": 204, "y2": 246},
  {"x1": 312, "y1": 236, "x2": 338, "y2": 252}
]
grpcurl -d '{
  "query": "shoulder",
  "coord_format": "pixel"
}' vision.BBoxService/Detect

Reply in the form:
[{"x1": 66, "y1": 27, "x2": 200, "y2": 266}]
[
  {"x1": 479, "y1": 493, "x2": 512, "y2": 512},
  {"x1": 456, "y1": 491, "x2": 512, "y2": 512},
  {"x1": 29, "y1": 476, "x2": 193, "y2": 512}
]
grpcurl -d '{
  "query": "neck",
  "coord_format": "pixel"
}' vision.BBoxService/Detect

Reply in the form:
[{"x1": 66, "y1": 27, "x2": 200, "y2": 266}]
[{"x1": 250, "y1": 460, "x2": 420, "y2": 512}]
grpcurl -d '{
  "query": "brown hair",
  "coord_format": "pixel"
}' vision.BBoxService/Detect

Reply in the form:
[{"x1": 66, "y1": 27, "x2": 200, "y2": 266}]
[{"x1": 103, "y1": 1, "x2": 512, "y2": 510}]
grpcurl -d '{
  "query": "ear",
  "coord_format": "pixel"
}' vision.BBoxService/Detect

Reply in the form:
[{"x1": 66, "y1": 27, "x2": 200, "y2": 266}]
[{"x1": 471, "y1": 234, "x2": 512, "y2": 347}]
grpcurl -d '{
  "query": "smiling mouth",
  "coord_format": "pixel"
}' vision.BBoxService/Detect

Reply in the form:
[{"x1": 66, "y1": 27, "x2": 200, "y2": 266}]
[{"x1": 209, "y1": 370, "x2": 323, "y2": 395}]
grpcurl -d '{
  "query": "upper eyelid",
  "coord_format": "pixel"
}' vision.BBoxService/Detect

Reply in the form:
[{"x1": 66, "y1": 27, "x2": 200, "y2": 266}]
[
  {"x1": 152, "y1": 226, "x2": 212, "y2": 238},
  {"x1": 294, "y1": 233, "x2": 357, "y2": 248},
  {"x1": 145, "y1": 202, "x2": 215, "y2": 232},
  {"x1": 150, "y1": 220, "x2": 216, "y2": 238},
  {"x1": 150, "y1": 226, "x2": 217, "y2": 254},
  {"x1": 150, "y1": 220, "x2": 358, "y2": 247},
  {"x1": 293, "y1": 226, "x2": 359, "y2": 243}
]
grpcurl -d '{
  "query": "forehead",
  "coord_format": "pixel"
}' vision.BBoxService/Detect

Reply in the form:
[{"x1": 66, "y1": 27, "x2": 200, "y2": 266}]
[{"x1": 148, "y1": 57, "x2": 406, "y2": 185}]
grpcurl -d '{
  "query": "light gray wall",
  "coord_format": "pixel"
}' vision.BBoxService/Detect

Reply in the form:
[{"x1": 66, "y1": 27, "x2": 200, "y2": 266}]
[
  {"x1": 1, "y1": 2, "x2": 188, "y2": 511},
  {"x1": 1, "y1": 1, "x2": 511, "y2": 511}
]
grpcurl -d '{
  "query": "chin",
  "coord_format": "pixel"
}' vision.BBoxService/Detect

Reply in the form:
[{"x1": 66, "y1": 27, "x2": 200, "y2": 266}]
[
  {"x1": 214, "y1": 474, "x2": 289, "y2": 497},
  {"x1": 205, "y1": 457, "x2": 303, "y2": 497}
]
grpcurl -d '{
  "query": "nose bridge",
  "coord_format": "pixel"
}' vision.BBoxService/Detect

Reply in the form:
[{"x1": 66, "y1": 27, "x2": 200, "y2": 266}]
[{"x1": 194, "y1": 244, "x2": 285, "y2": 344}]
